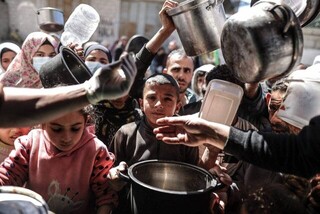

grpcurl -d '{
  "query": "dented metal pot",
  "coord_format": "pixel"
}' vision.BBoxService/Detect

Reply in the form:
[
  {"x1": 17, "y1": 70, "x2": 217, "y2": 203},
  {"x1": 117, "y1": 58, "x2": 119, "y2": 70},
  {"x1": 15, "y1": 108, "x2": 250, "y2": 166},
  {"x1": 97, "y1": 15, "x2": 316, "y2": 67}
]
[{"x1": 221, "y1": 1, "x2": 303, "y2": 83}]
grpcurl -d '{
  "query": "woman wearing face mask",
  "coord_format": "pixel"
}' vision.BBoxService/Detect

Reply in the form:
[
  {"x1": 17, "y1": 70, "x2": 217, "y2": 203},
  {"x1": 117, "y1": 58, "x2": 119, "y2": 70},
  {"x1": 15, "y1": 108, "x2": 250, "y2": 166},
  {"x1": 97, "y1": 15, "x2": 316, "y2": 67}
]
[
  {"x1": 84, "y1": 43, "x2": 112, "y2": 74},
  {"x1": 83, "y1": 43, "x2": 143, "y2": 147},
  {"x1": 0, "y1": 42, "x2": 21, "y2": 76},
  {"x1": 0, "y1": 31, "x2": 58, "y2": 88}
]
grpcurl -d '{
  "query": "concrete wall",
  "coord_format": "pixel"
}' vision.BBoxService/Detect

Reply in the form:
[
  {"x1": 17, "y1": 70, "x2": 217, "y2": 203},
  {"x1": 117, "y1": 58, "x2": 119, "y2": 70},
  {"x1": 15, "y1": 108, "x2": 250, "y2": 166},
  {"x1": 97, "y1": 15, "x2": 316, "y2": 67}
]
[{"x1": 301, "y1": 28, "x2": 320, "y2": 65}]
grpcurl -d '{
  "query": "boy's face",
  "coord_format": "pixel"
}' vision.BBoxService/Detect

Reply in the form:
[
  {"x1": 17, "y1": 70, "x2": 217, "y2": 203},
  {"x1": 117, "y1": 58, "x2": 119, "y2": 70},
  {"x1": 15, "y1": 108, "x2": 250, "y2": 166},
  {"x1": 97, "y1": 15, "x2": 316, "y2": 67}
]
[
  {"x1": 0, "y1": 127, "x2": 30, "y2": 146},
  {"x1": 140, "y1": 83, "x2": 181, "y2": 128},
  {"x1": 43, "y1": 111, "x2": 86, "y2": 152}
]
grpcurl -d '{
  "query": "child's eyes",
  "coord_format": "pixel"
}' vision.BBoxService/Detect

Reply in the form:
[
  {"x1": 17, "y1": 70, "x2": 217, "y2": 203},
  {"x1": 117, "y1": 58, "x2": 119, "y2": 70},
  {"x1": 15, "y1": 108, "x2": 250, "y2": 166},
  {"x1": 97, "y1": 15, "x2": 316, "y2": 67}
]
[
  {"x1": 50, "y1": 127, "x2": 81, "y2": 133},
  {"x1": 146, "y1": 96, "x2": 156, "y2": 101},
  {"x1": 71, "y1": 127, "x2": 81, "y2": 132},
  {"x1": 164, "y1": 97, "x2": 174, "y2": 102},
  {"x1": 51, "y1": 127, "x2": 62, "y2": 133}
]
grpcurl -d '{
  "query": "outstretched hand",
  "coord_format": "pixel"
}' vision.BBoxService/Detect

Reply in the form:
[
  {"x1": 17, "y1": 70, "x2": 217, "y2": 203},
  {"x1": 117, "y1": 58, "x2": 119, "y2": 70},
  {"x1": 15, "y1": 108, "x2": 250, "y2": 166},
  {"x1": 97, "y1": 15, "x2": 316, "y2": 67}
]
[
  {"x1": 154, "y1": 115, "x2": 229, "y2": 149},
  {"x1": 85, "y1": 52, "x2": 137, "y2": 104}
]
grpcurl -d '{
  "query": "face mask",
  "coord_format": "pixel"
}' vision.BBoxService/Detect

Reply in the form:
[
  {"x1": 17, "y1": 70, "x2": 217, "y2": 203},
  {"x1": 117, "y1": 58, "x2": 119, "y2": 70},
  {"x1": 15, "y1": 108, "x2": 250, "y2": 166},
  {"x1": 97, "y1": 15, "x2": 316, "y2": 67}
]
[
  {"x1": 32, "y1": 57, "x2": 52, "y2": 73},
  {"x1": 85, "y1": 61, "x2": 105, "y2": 74}
]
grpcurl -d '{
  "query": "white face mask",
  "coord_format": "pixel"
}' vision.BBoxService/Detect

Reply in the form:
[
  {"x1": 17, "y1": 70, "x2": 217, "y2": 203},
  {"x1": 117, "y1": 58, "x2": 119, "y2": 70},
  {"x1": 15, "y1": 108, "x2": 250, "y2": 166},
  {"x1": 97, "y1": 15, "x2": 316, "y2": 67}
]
[
  {"x1": 32, "y1": 57, "x2": 52, "y2": 73},
  {"x1": 85, "y1": 61, "x2": 105, "y2": 74}
]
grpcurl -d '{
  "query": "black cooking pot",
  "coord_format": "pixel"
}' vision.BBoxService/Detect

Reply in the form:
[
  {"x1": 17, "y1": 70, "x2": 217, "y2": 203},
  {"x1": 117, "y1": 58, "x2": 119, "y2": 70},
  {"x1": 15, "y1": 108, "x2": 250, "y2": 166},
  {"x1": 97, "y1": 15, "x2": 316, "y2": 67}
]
[
  {"x1": 39, "y1": 46, "x2": 92, "y2": 88},
  {"x1": 120, "y1": 160, "x2": 224, "y2": 214}
]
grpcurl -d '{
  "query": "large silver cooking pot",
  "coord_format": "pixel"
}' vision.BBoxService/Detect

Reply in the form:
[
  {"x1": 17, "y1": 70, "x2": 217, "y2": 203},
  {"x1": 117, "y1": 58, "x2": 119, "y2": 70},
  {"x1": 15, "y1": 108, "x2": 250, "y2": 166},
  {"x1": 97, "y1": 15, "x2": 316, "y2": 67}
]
[
  {"x1": 121, "y1": 160, "x2": 224, "y2": 214},
  {"x1": 167, "y1": 0, "x2": 226, "y2": 56},
  {"x1": 221, "y1": 1, "x2": 303, "y2": 83},
  {"x1": 37, "y1": 7, "x2": 64, "y2": 32},
  {"x1": 250, "y1": 0, "x2": 320, "y2": 27}
]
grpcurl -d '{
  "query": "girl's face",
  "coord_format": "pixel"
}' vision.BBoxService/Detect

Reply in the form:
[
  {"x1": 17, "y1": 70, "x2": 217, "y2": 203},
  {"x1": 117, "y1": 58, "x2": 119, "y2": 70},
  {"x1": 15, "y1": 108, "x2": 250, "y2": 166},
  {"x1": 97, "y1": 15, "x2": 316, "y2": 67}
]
[
  {"x1": 1, "y1": 50, "x2": 17, "y2": 71},
  {"x1": 0, "y1": 127, "x2": 30, "y2": 146},
  {"x1": 43, "y1": 111, "x2": 86, "y2": 152}
]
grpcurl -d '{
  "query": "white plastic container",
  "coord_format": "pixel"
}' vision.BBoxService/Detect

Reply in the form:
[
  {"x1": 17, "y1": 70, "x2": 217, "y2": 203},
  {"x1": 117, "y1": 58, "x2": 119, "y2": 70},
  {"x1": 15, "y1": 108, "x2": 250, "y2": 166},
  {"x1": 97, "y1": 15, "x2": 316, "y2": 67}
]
[
  {"x1": 61, "y1": 4, "x2": 100, "y2": 46},
  {"x1": 199, "y1": 79, "x2": 243, "y2": 125}
]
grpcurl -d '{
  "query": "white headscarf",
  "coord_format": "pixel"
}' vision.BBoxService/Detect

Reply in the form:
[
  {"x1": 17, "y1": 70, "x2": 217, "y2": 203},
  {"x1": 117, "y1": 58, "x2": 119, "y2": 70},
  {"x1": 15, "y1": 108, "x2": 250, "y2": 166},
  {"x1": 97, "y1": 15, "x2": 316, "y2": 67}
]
[
  {"x1": 0, "y1": 42, "x2": 21, "y2": 73},
  {"x1": 277, "y1": 66, "x2": 320, "y2": 129}
]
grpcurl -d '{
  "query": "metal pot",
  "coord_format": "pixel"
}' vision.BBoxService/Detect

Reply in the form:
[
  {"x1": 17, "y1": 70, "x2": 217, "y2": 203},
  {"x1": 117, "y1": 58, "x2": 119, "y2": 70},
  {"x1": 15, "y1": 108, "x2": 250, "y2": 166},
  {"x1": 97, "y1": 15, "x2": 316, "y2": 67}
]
[
  {"x1": 37, "y1": 7, "x2": 64, "y2": 32},
  {"x1": 0, "y1": 186, "x2": 49, "y2": 214},
  {"x1": 121, "y1": 160, "x2": 224, "y2": 214},
  {"x1": 39, "y1": 46, "x2": 92, "y2": 88},
  {"x1": 221, "y1": 1, "x2": 303, "y2": 83},
  {"x1": 250, "y1": 0, "x2": 320, "y2": 27},
  {"x1": 167, "y1": 0, "x2": 226, "y2": 56}
]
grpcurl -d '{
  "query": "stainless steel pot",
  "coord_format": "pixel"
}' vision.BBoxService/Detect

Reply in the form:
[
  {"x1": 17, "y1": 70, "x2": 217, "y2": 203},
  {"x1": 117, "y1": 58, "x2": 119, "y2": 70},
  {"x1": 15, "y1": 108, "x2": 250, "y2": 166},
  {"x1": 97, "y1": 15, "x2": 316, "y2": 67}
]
[
  {"x1": 121, "y1": 160, "x2": 224, "y2": 214},
  {"x1": 250, "y1": 0, "x2": 320, "y2": 27},
  {"x1": 221, "y1": 1, "x2": 303, "y2": 83},
  {"x1": 0, "y1": 186, "x2": 49, "y2": 214},
  {"x1": 37, "y1": 7, "x2": 64, "y2": 32},
  {"x1": 167, "y1": 0, "x2": 226, "y2": 56}
]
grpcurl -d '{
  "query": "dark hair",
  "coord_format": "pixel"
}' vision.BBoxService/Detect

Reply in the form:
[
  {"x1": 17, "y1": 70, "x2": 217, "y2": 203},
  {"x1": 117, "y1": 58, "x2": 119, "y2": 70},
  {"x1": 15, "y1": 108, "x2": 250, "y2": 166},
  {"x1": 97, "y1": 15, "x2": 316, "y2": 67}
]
[
  {"x1": 0, "y1": 48, "x2": 12, "y2": 60},
  {"x1": 243, "y1": 183, "x2": 307, "y2": 214},
  {"x1": 42, "y1": 39, "x2": 54, "y2": 46},
  {"x1": 205, "y1": 64, "x2": 244, "y2": 88},
  {"x1": 166, "y1": 48, "x2": 195, "y2": 70},
  {"x1": 144, "y1": 73, "x2": 180, "y2": 99},
  {"x1": 271, "y1": 78, "x2": 289, "y2": 93}
]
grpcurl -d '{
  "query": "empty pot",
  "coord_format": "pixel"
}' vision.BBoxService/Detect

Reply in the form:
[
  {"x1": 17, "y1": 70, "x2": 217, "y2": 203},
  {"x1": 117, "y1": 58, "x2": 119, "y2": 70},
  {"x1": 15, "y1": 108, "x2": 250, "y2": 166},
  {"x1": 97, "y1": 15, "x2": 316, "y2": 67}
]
[
  {"x1": 221, "y1": 1, "x2": 303, "y2": 83},
  {"x1": 39, "y1": 46, "x2": 92, "y2": 88},
  {"x1": 37, "y1": 7, "x2": 64, "y2": 32},
  {"x1": 121, "y1": 160, "x2": 224, "y2": 214},
  {"x1": 167, "y1": 0, "x2": 226, "y2": 56}
]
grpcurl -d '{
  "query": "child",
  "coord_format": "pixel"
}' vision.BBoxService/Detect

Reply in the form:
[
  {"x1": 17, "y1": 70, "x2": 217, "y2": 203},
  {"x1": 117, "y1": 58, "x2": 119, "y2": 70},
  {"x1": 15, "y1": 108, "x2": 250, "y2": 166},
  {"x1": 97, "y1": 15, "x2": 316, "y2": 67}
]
[
  {"x1": 109, "y1": 73, "x2": 199, "y2": 214},
  {"x1": 0, "y1": 106, "x2": 117, "y2": 214},
  {"x1": 0, "y1": 127, "x2": 30, "y2": 162},
  {"x1": 110, "y1": 73, "x2": 199, "y2": 166}
]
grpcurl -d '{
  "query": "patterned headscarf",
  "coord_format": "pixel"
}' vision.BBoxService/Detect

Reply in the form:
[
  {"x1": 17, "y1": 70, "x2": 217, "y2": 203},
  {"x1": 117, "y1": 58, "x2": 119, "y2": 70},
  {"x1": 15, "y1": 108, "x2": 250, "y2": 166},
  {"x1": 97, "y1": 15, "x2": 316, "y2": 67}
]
[{"x1": 0, "y1": 31, "x2": 58, "y2": 88}]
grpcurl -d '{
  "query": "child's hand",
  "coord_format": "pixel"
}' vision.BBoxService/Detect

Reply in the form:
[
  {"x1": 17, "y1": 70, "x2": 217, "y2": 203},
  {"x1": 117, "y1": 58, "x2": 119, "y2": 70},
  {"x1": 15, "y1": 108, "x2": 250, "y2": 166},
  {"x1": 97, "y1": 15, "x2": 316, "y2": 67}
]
[{"x1": 107, "y1": 161, "x2": 128, "y2": 191}]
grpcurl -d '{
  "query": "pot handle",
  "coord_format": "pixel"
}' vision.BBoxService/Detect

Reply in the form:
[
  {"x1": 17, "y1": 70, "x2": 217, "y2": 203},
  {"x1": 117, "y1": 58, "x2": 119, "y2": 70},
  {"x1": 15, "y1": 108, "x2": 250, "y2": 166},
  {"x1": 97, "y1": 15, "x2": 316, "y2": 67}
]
[
  {"x1": 119, "y1": 171, "x2": 131, "y2": 182},
  {"x1": 269, "y1": 4, "x2": 295, "y2": 34},
  {"x1": 269, "y1": 3, "x2": 301, "y2": 76},
  {"x1": 206, "y1": 0, "x2": 223, "y2": 10}
]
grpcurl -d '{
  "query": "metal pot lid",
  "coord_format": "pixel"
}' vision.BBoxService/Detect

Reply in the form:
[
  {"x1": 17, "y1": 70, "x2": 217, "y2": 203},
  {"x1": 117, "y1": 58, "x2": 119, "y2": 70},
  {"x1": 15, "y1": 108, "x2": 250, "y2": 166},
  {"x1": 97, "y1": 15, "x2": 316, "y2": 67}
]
[{"x1": 250, "y1": 0, "x2": 320, "y2": 27}]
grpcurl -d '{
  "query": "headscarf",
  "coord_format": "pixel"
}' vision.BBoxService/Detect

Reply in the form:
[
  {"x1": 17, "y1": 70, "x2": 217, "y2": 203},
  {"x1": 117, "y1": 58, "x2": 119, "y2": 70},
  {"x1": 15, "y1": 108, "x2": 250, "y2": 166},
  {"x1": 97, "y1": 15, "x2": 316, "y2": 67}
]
[
  {"x1": 84, "y1": 43, "x2": 112, "y2": 63},
  {"x1": 0, "y1": 42, "x2": 21, "y2": 73},
  {"x1": 0, "y1": 32, "x2": 58, "y2": 88},
  {"x1": 191, "y1": 64, "x2": 215, "y2": 97},
  {"x1": 277, "y1": 66, "x2": 320, "y2": 129}
]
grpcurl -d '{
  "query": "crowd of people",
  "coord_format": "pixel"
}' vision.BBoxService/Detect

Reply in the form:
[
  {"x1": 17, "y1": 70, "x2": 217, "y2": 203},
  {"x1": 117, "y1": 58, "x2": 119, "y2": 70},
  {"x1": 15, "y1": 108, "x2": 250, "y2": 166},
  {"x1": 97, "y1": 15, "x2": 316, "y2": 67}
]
[{"x1": 0, "y1": 0, "x2": 320, "y2": 213}]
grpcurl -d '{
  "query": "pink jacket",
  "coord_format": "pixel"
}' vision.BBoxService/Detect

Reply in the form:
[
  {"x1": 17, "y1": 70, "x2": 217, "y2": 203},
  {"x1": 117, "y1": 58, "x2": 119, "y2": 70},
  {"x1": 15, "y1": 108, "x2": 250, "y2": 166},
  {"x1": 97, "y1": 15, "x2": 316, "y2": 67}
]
[{"x1": 0, "y1": 128, "x2": 117, "y2": 214}]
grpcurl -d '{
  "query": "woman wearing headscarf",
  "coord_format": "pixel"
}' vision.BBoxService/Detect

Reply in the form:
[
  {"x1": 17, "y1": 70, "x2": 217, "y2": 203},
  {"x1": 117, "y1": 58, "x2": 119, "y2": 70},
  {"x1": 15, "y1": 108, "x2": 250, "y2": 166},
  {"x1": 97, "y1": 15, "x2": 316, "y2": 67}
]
[
  {"x1": 83, "y1": 42, "x2": 143, "y2": 147},
  {"x1": 0, "y1": 32, "x2": 58, "y2": 88},
  {"x1": 0, "y1": 42, "x2": 21, "y2": 75}
]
